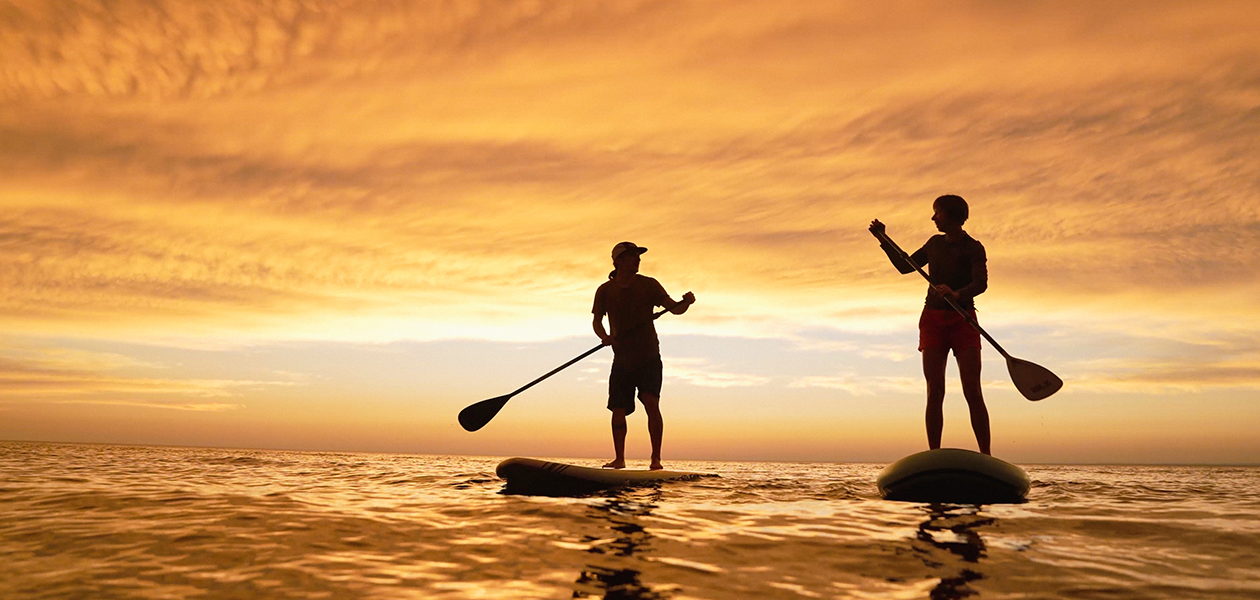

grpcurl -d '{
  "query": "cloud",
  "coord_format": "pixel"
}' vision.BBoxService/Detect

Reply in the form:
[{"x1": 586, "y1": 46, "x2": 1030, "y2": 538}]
[
  {"x1": 0, "y1": 0, "x2": 688, "y2": 101},
  {"x1": 0, "y1": 0, "x2": 1256, "y2": 391},
  {"x1": 0, "y1": 345, "x2": 299, "y2": 410},
  {"x1": 788, "y1": 374, "x2": 921, "y2": 396},
  {"x1": 1069, "y1": 356, "x2": 1260, "y2": 394},
  {"x1": 0, "y1": 0, "x2": 1256, "y2": 461},
  {"x1": 665, "y1": 358, "x2": 770, "y2": 388}
]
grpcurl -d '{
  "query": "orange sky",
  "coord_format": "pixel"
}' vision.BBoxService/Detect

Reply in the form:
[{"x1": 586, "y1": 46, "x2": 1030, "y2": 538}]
[{"x1": 1, "y1": 0, "x2": 1258, "y2": 463}]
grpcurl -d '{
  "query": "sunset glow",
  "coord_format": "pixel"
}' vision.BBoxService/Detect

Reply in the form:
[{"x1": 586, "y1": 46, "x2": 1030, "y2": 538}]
[{"x1": 2, "y1": 0, "x2": 1258, "y2": 463}]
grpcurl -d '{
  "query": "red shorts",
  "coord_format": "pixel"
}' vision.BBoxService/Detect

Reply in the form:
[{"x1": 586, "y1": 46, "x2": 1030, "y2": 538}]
[{"x1": 918, "y1": 308, "x2": 981, "y2": 353}]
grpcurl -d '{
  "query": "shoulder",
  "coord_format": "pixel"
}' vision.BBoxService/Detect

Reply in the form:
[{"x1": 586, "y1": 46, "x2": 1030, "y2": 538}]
[
  {"x1": 962, "y1": 233, "x2": 986, "y2": 257},
  {"x1": 635, "y1": 275, "x2": 667, "y2": 296},
  {"x1": 638, "y1": 275, "x2": 665, "y2": 288},
  {"x1": 595, "y1": 280, "x2": 614, "y2": 295}
]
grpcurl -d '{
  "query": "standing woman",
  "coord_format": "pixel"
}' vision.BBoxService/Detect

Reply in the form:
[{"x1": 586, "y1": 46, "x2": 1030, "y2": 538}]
[
  {"x1": 592, "y1": 242, "x2": 695, "y2": 470},
  {"x1": 870, "y1": 195, "x2": 991, "y2": 454}
]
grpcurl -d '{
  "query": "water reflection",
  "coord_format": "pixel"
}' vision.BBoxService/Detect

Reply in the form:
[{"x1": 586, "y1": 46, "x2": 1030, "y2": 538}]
[
  {"x1": 572, "y1": 490, "x2": 670, "y2": 599},
  {"x1": 913, "y1": 505, "x2": 994, "y2": 600}
]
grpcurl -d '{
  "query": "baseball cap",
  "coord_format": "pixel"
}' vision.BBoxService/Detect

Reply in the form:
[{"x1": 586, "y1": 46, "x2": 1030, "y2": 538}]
[{"x1": 611, "y1": 241, "x2": 647, "y2": 261}]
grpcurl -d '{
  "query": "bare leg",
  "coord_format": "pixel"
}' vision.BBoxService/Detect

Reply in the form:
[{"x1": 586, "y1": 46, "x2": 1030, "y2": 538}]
[
  {"x1": 922, "y1": 347, "x2": 949, "y2": 450},
  {"x1": 955, "y1": 347, "x2": 991, "y2": 455},
  {"x1": 604, "y1": 408, "x2": 627, "y2": 469},
  {"x1": 641, "y1": 393, "x2": 664, "y2": 470}
]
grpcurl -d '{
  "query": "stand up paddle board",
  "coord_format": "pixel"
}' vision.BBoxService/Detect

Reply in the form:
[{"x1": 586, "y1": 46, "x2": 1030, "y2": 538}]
[
  {"x1": 877, "y1": 448, "x2": 1030, "y2": 504},
  {"x1": 496, "y1": 457, "x2": 710, "y2": 496}
]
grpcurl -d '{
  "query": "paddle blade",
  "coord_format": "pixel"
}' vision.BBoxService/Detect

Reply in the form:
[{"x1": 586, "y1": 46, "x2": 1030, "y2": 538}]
[
  {"x1": 1005, "y1": 356, "x2": 1062, "y2": 401},
  {"x1": 459, "y1": 394, "x2": 512, "y2": 432}
]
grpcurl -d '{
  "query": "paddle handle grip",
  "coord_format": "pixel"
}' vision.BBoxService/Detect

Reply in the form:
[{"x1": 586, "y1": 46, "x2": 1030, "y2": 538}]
[{"x1": 874, "y1": 229, "x2": 1010, "y2": 358}]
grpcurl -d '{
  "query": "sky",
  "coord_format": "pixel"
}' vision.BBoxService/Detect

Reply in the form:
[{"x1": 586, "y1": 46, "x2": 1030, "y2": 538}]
[{"x1": 1, "y1": 0, "x2": 1258, "y2": 464}]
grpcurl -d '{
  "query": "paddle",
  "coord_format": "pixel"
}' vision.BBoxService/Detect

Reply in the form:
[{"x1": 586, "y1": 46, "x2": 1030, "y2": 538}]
[
  {"x1": 458, "y1": 305, "x2": 679, "y2": 432},
  {"x1": 873, "y1": 229, "x2": 1063, "y2": 401}
]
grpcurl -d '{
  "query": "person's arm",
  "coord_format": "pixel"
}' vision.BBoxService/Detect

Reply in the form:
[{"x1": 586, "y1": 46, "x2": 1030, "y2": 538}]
[
  {"x1": 869, "y1": 219, "x2": 924, "y2": 275},
  {"x1": 955, "y1": 245, "x2": 988, "y2": 301},
  {"x1": 653, "y1": 279, "x2": 695, "y2": 315},
  {"x1": 665, "y1": 291, "x2": 696, "y2": 315},
  {"x1": 592, "y1": 288, "x2": 614, "y2": 346},
  {"x1": 593, "y1": 314, "x2": 614, "y2": 346}
]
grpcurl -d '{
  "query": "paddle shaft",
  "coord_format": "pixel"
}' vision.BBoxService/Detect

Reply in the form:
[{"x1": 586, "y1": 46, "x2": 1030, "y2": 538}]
[
  {"x1": 874, "y1": 230, "x2": 1012, "y2": 359},
  {"x1": 502, "y1": 305, "x2": 674, "y2": 399}
]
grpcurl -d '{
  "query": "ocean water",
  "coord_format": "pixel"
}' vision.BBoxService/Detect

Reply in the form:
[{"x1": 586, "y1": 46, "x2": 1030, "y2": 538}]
[{"x1": 1, "y1": 442, "x2": 1257, "y2": 599}]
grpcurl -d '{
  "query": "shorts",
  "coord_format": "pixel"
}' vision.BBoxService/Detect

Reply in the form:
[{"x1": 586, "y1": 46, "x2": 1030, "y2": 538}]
[
  {"x1": 607, "y1": 358, "x2": 663, "y2": 416},
  {"x1": 918, "y1": 308, "x2": 982, "y2": 353}
]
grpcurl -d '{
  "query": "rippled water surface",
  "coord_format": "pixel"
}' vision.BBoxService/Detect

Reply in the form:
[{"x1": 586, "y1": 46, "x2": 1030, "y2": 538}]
[{"x1": 2, "y1": 442, "x2": 1258, "y2": 599}]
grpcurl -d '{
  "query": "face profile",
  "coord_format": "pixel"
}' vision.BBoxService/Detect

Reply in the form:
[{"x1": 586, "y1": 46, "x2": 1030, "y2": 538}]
[
  {"x1": 614, "y1": 252, "x2": 641, "y2": 274},
  {"x1": 931, "y1": 204, "x2": 954, "y2": 232}
]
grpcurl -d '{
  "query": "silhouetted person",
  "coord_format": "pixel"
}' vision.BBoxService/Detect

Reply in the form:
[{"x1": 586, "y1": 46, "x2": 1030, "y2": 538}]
[
  {"x1": 593, "y1": 242, "x2": 695, "y2": 470},
  {"x1": 870, "y1": 195, "x2": 991, "y2": 455}
]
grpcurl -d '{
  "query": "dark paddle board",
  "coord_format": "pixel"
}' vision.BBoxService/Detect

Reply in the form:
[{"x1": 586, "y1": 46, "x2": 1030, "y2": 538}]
[
  {"x1": 877, "y1": 448, "x2": 1030, "y2": 504},
  {"x1": 496, "y1": 457, "x2": 709, "y2": 496}
]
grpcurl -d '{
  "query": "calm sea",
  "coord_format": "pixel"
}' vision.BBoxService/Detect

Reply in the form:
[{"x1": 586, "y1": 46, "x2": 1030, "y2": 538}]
[{"x1": 1, "y1": 442, "x2": 1257, "y2": 599}]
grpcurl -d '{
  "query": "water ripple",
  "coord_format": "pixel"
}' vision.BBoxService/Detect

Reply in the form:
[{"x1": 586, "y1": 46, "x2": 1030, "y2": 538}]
[{"x1": 1, "y1": 442, "x2": 1257, "y2": 599}]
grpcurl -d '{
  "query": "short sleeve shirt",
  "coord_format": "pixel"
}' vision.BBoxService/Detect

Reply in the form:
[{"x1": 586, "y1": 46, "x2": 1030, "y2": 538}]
[{"x1": 593, "y1": 275, "x2": 669, "y2": 367}]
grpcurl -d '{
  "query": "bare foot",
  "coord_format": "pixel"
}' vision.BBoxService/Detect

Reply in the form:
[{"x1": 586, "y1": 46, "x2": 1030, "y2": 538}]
[
  {"x1": 602, "y1": 460, "x2": 625, "y2": 469},
  {"x1": 649, "y1": 462, "x2": 664, "y2": 471}
]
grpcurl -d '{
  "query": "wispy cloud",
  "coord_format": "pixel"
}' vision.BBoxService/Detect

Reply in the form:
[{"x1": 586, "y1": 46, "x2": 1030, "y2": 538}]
[
  {"x1": 788, "y1": 374, "x2": 921, "y2": 396},
  {"x1": 0, "y1": 346, "x2": 299, "y2": 410},
  {"x1": 1, "y1": 0, "x2": 1255, "y2": 340},
  {"x1": 1, "y1": 2, "x2": 1255, "y2": 344},
  {"x1": 1070, "y1": 359, "x2": 1260, "y2": 394},
  {"x1": 2, "y1": 1, "x2": 1258, "y2": 459},
  {"x1": 665, "y1": 358, "x2": 770, "y2": 388}
]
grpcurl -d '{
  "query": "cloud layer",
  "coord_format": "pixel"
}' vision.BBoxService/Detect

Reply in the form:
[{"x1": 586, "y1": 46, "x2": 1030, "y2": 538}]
[{"x1": 2, "y1": 1, "x2": 1258, "y2": 460}]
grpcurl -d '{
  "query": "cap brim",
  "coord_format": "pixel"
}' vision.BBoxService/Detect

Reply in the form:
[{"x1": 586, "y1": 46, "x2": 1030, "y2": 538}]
[{"x1": 613, "y1": 245, "x2": 648, "y2": 260}]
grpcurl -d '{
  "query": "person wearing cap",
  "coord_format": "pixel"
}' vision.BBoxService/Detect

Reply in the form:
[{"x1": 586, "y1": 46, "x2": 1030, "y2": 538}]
[{"x1": 592, "y1": 242, "x2": 695, "y2": 470}]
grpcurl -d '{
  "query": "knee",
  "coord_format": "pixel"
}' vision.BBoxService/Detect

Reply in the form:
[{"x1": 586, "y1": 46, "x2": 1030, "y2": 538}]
[
  {"x1": 640, "y1": 395, "x2": 661, "y2": 413},
  {"x1": 925, "y1": 388, "x2": 945, "y2": 406}
]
